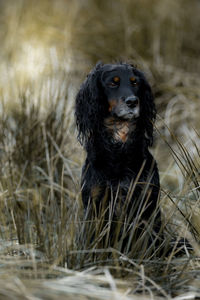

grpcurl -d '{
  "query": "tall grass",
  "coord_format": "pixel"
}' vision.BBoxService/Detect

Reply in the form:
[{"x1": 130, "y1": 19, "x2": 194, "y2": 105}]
[{"x1": 0, "y1": 75, "x2": 199, "y2": 299}]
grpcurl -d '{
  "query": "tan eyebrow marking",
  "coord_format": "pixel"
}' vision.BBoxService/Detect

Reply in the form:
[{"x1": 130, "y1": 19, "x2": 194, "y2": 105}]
[
  {"x1": 130, "y1": 76, "x2": 136, "y2": 82},
  {"x1": 113, "y1": 76, "x2": 120, "y2": 83}
]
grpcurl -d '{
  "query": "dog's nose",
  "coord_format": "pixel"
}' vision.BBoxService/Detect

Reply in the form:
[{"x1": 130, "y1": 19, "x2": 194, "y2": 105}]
[{"x1": 125, "y1": 96, "x2": 139, "y2": 108}]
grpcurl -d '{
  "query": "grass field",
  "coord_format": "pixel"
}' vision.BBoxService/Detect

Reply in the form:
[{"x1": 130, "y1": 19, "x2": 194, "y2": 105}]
[{"x1": 0, "y1": 0, "x2": 200, "y2": 299}]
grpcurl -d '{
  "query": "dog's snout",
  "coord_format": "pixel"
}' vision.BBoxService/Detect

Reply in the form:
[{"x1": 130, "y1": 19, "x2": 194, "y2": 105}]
[{"x1": 125, "y1": 96, "x2": 139, "y2": 108}]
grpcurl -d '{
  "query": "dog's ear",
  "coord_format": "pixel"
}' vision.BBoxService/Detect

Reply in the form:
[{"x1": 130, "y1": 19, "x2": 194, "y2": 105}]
[
  {"x1": 139, "y1": 78, "x2": 156, "y2": 147},
  {"x1": 75, "y1": 62, "x2": 105, "y2": 146}
]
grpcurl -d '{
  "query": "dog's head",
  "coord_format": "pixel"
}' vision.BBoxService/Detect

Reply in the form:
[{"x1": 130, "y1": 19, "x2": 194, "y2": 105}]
[
  {"x1": 101, "y1": 64, "x2": 140, "y2": 121},
  {"x1": 75, "y1": 62, "x2": 156, "y2": 147}
]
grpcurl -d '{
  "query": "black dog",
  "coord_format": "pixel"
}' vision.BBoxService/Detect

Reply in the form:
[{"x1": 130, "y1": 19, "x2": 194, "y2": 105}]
[{"x1": 75, "y1": 62, "x2": 161, "y2": 251}]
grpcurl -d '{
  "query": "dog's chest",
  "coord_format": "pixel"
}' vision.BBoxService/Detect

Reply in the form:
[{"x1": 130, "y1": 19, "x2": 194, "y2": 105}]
[{"x1": 104, "y1": 117, "x2": 136, "y2": 143}]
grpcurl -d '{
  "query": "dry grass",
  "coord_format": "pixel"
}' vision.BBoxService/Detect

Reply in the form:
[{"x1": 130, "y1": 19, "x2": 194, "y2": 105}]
[{"x1": 0, "y1": 0, "x2": 199, "y2": 299}]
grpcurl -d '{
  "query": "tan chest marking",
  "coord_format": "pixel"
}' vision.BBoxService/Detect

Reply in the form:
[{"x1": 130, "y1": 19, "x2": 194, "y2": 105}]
[
  {"x1": 104, "y1": 117, "x2": 135, "y2": 143},
  {"x1": 116, "y1": 123, "x2": 129, "y2": 142}
]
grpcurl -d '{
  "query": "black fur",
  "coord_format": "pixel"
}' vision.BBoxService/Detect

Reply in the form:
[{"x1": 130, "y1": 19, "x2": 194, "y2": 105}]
[{"x1": 75, "y1": 62, "x2": 161, "y2": 249}]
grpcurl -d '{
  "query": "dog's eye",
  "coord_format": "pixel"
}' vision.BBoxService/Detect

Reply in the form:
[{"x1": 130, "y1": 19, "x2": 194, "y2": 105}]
[
  {"x1": 108, "y1": 76, "x2": 120, "y2": 87},
  {"x1": 130, "y1": 77, "x2": 138, "y2": 86}
]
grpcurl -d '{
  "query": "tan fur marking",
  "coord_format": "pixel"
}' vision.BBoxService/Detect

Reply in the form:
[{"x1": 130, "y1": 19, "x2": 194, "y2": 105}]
[
  {"x1": 130, "y1": 76, "x2": 136, "y2": 82},
  {"x1": 104, "y1": 117, "x2": 135, "y2": 143},
  {"x1": 108, "y1": 99, "x2": 117, "y2": 112},
  {"x1": 117, "y1": 123, "x2": 129, "y2": 142},
  {"x1": 113, "y1": 76, "x2": 120, "y2": 83}
]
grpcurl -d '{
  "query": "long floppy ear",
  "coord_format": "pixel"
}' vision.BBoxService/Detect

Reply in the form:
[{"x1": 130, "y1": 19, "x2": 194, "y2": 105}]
[
  {"x1": 75, "y1": 62, "x2": 105, "y2": 146},
  {"x1": 138, "y1": 75, "x2": 156, "y2": 147}
]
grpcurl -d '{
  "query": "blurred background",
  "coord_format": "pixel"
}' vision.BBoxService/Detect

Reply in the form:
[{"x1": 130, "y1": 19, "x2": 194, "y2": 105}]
[
  {"x1": 0, "y1": 0, "x2": 199, "y2": 128},
  {"x1": 1, "y1": 0, "x2": 200, "y2": 81},
  {"x1": 0, "y1": 0, "x2": 199, "y2": 298}
]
